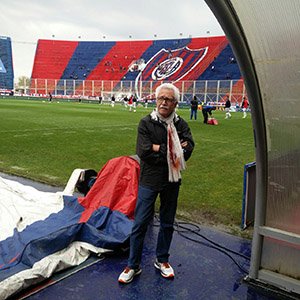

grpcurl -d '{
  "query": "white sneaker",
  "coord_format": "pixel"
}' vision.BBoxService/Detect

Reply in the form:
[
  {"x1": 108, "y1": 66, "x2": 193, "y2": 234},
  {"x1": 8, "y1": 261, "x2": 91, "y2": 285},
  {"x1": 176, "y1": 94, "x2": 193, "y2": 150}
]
[
  {"x1": 154, "y1": 259, "x2": 175, "y2": 278},
  {"x1": 118, "y1": 267, "x2": 142, "y2": 283}
]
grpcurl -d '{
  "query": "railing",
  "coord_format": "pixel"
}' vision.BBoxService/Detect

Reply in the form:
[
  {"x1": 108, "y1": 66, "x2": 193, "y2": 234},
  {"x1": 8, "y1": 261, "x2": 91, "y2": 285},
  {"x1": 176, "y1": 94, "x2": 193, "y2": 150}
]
[{"x1": 23, "y1": 78, "x2": 247, "y2": 104}]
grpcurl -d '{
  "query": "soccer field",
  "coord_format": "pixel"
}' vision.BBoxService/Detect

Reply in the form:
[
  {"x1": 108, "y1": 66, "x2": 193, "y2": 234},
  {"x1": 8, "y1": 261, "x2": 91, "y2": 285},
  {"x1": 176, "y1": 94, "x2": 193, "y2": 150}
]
[{"x1": 0, "y1": 98, "x2": 255, "y2": 233}]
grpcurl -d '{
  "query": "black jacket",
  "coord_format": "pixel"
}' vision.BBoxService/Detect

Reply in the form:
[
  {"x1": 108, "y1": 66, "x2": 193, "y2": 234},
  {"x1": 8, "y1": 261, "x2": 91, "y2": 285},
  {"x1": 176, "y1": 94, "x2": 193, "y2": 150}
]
[
  {"x1": 136, "y1": 113, "x2": 194, "y2": 190},
  {"x1": 225, "y1": 99, "x2": 231, "y2": 108},
  {"x1": 191, "y1": 99, "x2": 198, "y2": 110}
]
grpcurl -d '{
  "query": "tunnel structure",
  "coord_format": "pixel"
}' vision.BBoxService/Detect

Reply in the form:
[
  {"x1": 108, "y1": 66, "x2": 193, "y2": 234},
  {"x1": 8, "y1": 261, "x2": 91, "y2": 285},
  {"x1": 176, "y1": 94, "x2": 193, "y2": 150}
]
[{"x1": 206, "y1": 0, "x2": 300, "y2": 296}]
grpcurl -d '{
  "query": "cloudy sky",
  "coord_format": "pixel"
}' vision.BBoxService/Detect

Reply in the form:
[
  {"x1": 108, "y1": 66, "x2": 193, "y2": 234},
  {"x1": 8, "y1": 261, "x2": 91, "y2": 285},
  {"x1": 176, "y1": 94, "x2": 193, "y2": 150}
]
[{"x1": 1, "y1": 0, "x2": 224, "y2": 79}]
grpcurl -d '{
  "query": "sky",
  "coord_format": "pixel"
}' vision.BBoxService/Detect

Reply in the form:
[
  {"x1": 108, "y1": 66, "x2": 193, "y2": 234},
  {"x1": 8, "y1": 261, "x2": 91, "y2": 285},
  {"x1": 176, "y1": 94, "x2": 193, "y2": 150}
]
[{"x1": 1, "y1": 0, "x2": 224, "y2": 80}]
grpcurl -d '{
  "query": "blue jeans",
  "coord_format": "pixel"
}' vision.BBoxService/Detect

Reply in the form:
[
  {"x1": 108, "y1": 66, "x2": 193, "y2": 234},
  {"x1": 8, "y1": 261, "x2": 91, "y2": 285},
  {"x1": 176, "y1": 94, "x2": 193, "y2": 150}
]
[
  {"x1": 128, "y1": 184, "x2": 180, "y2": 269},
  {"x1": 190, "y1": 109, "x2": 197, "y2": 120}
]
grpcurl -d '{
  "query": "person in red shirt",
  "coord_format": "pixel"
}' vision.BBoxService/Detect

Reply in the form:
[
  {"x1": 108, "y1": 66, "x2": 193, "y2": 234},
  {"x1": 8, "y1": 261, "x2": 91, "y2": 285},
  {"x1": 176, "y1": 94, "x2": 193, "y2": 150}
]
[
  {"x1": 241, "y1": 97, "x2": 249, "y2": 118},
  {"x1": 128, "y1": 95, "x2": 133, "y2": 111}
]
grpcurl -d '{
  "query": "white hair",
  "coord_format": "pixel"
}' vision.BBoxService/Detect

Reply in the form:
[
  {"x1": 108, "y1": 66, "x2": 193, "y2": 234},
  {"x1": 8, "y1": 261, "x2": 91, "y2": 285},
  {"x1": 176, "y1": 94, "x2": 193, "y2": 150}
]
[{"x1": 155, "y1": 83, "x2": 180, "y2": 102}]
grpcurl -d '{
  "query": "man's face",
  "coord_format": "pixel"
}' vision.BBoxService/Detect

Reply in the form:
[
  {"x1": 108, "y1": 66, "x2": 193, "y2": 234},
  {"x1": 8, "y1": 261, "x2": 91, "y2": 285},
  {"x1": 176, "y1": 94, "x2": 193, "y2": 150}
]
[{"x1": 156, "y1": 88, "x2": 177, "y2": 118}]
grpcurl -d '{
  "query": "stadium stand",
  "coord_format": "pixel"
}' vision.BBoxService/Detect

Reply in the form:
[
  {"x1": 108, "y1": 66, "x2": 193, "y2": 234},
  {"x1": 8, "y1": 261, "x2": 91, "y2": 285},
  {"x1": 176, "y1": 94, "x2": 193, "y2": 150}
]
[
  {"x1": 30, "y1": 36, "x2": 242, "y2": 97},
  {"x1": 0, "y1": 36, "x2": 14, "y2": 91},
  {"x1": 199, "y1": 43, "x2": 241, "y2": 80}
]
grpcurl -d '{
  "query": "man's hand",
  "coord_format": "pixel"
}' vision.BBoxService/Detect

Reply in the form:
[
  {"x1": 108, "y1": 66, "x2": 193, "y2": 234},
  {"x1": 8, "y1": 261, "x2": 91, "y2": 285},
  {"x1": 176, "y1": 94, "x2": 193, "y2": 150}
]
[
  {"x1": 181, "y1": 141, "x2": 188, "y2": 148},
  {"x1": 152, "y1": 144, "x2": 160, "y2": 152}
]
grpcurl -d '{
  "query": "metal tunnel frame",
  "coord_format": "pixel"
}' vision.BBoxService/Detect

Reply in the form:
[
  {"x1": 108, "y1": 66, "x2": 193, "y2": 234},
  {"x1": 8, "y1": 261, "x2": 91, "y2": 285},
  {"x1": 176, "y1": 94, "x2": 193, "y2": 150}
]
[{"x1": 205, "y1": 0, "x2": 300, "y2": 296}]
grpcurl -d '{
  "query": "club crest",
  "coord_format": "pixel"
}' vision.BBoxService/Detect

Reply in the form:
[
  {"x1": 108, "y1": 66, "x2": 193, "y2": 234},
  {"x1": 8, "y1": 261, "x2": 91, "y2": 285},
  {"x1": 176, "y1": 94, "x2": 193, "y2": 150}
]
[
  {"x1": 152, "y1": 57, "x2": 183, "y2": 80},
  {"x1": 138, "y1": 46, "x2": 208, "y2": 83}
]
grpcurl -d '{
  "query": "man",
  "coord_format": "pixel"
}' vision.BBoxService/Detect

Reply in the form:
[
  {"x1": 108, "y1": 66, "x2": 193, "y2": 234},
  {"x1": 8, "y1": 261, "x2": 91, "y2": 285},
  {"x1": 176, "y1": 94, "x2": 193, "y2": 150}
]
[
  {"x1": 128, "y1": 95, "x2": 133, "y2": 112},
  {"x1": 132, "y1": 95, "x2": 137, "y2": 112},
  {"x1": 144, "y1": 98, "x2": 148, "y2": 108},
  {"x1": 123, "y1": 95, "x2": 128, "y2": 107},
  {"x1": 111, "y1": 95, "x2": 116, "y2": 107},
  {"x1": 118, "y1": 83, "x2": 194, "y2": 284},
  {"x1": 202, "y1": 105, "x2": 216, "y2": 124},
  {"x1": 224, "y1": 96, "x2": 231, "y2": 119},
  {"x1": 190, "y1": 95, "x2": 199, "y2": 120},
  {"x1": 241, "y1": 96, "x2": 249, "y2": 118}
]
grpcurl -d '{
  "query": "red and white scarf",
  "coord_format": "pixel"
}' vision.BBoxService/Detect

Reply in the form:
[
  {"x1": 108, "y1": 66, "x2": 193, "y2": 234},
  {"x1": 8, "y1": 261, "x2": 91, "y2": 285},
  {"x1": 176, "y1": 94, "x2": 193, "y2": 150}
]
[{"x1": 151, "y1": 110, "x2": 186, "y2": 182}]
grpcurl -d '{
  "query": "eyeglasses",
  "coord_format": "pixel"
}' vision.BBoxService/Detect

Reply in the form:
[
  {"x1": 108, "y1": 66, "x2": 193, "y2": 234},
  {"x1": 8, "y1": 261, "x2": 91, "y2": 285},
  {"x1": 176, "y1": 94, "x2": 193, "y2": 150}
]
[{"x1": 156, "y1": 96, "x2": 176, "y2": 103}]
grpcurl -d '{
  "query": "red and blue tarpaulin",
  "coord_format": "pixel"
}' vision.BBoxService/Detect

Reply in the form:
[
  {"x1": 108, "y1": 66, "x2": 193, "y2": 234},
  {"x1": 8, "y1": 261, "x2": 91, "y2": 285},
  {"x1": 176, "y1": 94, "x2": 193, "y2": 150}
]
[{"x1": 0, "y1": 156, "x2": 139, "y2": 299}]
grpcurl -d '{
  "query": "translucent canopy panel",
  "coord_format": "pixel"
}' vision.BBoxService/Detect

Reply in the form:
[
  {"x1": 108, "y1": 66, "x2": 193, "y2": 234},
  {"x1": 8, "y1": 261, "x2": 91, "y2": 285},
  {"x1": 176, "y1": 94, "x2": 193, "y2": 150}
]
[
  {"x1": 230, "y1": 0, "x2": 300, "y2": 232},
  {"x1": 232, "y1": 0, "x2": 300, "y2": 291},
  {"x1": 206, "y1": 0, "x2": 300, "y2": 293}
]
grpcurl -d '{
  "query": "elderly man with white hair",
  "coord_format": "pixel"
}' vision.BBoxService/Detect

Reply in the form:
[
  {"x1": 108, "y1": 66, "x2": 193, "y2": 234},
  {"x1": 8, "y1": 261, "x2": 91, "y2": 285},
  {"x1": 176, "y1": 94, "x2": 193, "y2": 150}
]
[{"x1": 119, "y1": 83, "x2": 194, "y2": 284}]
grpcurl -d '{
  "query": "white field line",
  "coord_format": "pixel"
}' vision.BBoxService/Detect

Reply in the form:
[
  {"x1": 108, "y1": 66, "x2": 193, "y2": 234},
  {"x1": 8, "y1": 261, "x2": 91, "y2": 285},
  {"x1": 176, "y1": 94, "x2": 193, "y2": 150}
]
[
  {"x1": 10, "y1": 166, "x2": 27, "y2": 171},
  {"x1": 13, "y1": 134, "x2": 30, "y2": 138},
  {"x1": 0, "y1": 123, "x2": 137, "y2": 135},
  {"x1": 4, "y1": 167, "x2": 59, "y2": 181},
  {"x1": 40, "y1": 174, "x2": 60, "y2": 180}
]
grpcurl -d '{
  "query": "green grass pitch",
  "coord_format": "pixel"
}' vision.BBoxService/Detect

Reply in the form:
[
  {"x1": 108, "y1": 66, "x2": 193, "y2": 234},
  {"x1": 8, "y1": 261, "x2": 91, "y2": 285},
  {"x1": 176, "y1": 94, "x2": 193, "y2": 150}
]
[{"x1": 0, "y1": 98, "x2": 255, "y2": 233}]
